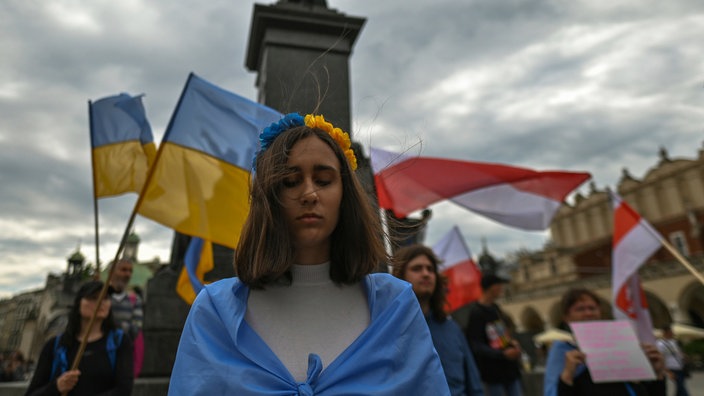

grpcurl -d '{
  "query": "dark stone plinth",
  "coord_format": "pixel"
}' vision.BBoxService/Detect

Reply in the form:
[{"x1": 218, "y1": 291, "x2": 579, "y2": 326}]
[
  {"x1": 141, "y1": 236, "x2": 235, "y2": 377},
  {"x1": 140, "y1": 267, "x2": 190, "y2": 377},
  {"x1": 132, "y1": 377, "x2": 170, "y2": 395},
  {"x1": 245, "y1": 2, "x2": 365, "y2": 134}
]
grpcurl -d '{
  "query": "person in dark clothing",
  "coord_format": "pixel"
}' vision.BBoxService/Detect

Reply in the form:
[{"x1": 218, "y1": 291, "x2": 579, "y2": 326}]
[
  {"x1": 393, "y1": 244, "x2": 484, "y2": 396},
  {"x1": 544, "y1": 287, "x2": 666, "y2": 396},
  {"x1": 25, "y1": 281, "x2": 133, "y2": 396},
  {"x1": 465, "y1": 274, "x2": 522, "y2": 396}
]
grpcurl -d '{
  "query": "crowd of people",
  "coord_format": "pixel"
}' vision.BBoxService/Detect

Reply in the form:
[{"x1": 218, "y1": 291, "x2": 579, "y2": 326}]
[
  {"x1": 1, "y1": 350, "x2": 32, "y2": 382},
  {"x1": 8, "y1": 112, "x2": 696, "y2": 395}
]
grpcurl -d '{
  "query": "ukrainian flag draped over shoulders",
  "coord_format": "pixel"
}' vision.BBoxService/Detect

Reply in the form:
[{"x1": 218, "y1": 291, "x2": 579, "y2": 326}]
[
  {"x1": 136, "y1": 73, "x2": 282, "y2": 249},
  {"x1": 90, "y1": 93, "x2": 156, "y2": 197}
]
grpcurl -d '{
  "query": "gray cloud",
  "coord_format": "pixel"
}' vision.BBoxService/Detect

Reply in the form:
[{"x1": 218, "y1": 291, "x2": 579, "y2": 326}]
[{"x1": 1, "y1": 0, "x2": 703, "y2": 297}]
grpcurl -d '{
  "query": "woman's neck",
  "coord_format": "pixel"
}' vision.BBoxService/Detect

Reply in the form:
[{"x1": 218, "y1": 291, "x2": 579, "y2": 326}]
[
  {"x1": 78, "y1": 319, "x2": 104, "y2": 342},
  {"x1": 419, "y1": 299, "x2": 431, "y2": 315},
  {"x1": 291, "y1": 262, "x2": 331, "y2": 285},
  {"x1": 294, "y1": 246, "x2": 330, "y2": 265}
]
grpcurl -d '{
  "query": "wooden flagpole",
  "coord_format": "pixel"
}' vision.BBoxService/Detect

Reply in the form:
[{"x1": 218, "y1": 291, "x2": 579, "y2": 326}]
[
  {"x1": 63, "y1": 81, "x2": 189, "y2": 393},
  {"x1": 63, "y1": 91, "x2": 167, "y2": 393},
  {"x1": 658, "y1": 237, "x2": 704, "y2": 286},
  {"x1": 61, "y1": 210, "x2": 138, "y2": 395},
  {"x1": 88, "y1": 100, "x2": 101, "y2": 277}
]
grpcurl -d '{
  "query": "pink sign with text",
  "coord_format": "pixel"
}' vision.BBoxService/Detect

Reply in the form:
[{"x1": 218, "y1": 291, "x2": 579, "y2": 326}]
[{"x1": 570, "y1": 320, "x2": 655, "y2": 383}]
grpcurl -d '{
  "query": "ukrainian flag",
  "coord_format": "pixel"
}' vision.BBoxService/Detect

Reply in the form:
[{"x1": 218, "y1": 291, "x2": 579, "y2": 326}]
[
  {"x1": 136, "y1": 73, "x2": 282, "y2": 249},
  {"x1": 176, "y1": 237, "x2": 214, "y2": 304},
  {"x1": 90, "y1": 94, "x2": 156, "y2": 198}
]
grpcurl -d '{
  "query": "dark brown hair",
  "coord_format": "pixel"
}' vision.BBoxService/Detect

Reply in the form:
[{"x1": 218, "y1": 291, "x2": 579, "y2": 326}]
[
  {"x1": 392, "y1": 244, "x2": 448, "y2": 322},
  {"x1": 556, "y1": 287, "x2": 603, "y2": 331},
  {"x1": 235, "y1": 125, "x2": 387, "y2": 288},
  {"x1": 62, "y1": 281, "x2": 116, "y2": 349},
  {"x1": 560, "y1": 288, "x2": 602, "y2": 317}
]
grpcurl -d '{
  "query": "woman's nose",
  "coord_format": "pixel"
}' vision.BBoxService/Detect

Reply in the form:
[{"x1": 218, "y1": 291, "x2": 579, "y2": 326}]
[{"x1": 300, "y1": 180, "x2": 319, "y2": 204}]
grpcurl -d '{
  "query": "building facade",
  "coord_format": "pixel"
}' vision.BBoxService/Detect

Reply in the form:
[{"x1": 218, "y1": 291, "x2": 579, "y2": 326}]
[
  {"x1": 501, "y1": 145, "x2": 704, "y2": 333},
  {"x1": 0, "y1": 235, "x2": 159, "y2": 362}
]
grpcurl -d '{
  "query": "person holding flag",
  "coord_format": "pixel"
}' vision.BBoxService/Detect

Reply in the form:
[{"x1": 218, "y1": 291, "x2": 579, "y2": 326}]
[
  {"x1": 392, "y1": 244, "x2": 484, "y2": 396},
  {"x1": 25, "y1": 281, "x2": 134, "y2": 396},
  {"x1": 544, "y1": 287, "x2": 666, "y2": 396},
  {"x1": 168, "y1": 113, "x2": 449, "y2": 395},
  {"x1": 543, "y1": 192, "x2": 672, "y2": 395},
  {"x1": 609, "y1": 191, "x2": 699, "y2": 396}
]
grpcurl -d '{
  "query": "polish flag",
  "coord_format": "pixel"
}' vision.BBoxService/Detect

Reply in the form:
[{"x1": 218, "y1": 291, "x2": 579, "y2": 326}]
[
  {"x1": 432, "y1": 226, "x2": 483, "y2": 312},
  {"x1": 370, "y1": 147, "x2": 590, "y2": 230},
  {"x1": 611, "y1": 192, "x2": 662, "y2": 343}
]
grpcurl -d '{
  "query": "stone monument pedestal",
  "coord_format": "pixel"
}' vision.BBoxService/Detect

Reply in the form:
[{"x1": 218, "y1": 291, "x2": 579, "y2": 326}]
[
  {"x1": 141, "y1": 237, "x2": 235, "y2": 377},
  {"x1": 140, "y1": 267, "x2": 190, "y2": 377}
]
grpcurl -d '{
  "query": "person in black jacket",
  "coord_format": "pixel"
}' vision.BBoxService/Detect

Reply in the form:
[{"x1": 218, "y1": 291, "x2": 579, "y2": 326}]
[
  {"x1": 25, "y1": 281, "x2": 133, "y2": 396},
  {"x1": 544, "y1": 287, "x2": 666, "y2": 396},
  {"x1": 465, "y1": 274, "x2": 522, "y2": 396}
]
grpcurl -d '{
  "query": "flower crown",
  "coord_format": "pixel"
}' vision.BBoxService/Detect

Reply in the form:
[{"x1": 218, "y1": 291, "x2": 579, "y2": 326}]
[{"x1": 258, "y1": 113, "x2": 357, "y2": 170}]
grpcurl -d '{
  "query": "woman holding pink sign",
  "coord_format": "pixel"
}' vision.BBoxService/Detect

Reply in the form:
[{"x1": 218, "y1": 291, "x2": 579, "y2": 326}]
[{"x1": 543, "y1": 288, "x2": 666, "y2": 396}]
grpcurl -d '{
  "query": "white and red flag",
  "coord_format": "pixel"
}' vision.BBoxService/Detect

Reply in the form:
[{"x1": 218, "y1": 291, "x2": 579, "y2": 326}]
[
  {"x1": 370, "y1": 147, "x2": 590, "y2": 230},
  {"x1": 432, "y1": 225, "x2": 483, "y2": 312},
  {"x1": 611, "y1": 192, "x2": 663, "y2": 343}
]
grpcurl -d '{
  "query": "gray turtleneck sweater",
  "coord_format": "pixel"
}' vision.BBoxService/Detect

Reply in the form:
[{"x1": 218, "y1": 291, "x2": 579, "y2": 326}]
[{"x1": 245, "y1": 262, "x2": 370, "y2": 382}]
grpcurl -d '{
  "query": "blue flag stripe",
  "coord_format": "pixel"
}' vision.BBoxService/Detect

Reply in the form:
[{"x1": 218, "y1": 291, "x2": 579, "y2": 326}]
[
  {"x1": 184, "y1": 237, "x2": 205, "y2": 294},
  {"x1": 164, "y1": 74, "x2": 281, "y2": 169},
  {"x1": 90, "y1": 94, "x2": 153, "y2": 148}
]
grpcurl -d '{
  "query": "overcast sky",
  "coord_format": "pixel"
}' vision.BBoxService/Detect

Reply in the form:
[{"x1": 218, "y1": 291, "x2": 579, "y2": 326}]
[{"x1": 1, "y1": 0, "x2": 703, "y2": 298}]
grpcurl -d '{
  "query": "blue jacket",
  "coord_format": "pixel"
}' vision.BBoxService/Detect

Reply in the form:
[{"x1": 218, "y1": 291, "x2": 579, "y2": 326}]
[
  {"x1": 169, "y1": 273, "x2": 450, "y2": 395},
  {"x1": 426, "y1": 314, "x2": 484, "y2": 396},
  {"x1": 544, "y1": 340, "x2": 585, "y2": 396}
]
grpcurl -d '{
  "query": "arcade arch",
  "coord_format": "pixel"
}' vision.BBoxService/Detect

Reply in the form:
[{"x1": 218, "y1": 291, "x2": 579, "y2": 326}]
[
  {"x1": 679, "y1": 281, "x2": 704, "y2": 327},
  {"x1": 644, "y1": 290, "x2": 671, "y2": 329},
  {"x1": 520, "y1": 306, "x2": 545, "y2": 332}
]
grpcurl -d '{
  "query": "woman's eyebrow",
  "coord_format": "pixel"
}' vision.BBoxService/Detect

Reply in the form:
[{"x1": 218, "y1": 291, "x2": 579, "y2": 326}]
[
  {"x1": 285, "y1": 164, "x2": 338, "y2": 173},
  {"x1": 313, "y1": 164, "x2": 337, "y2": 172}
]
